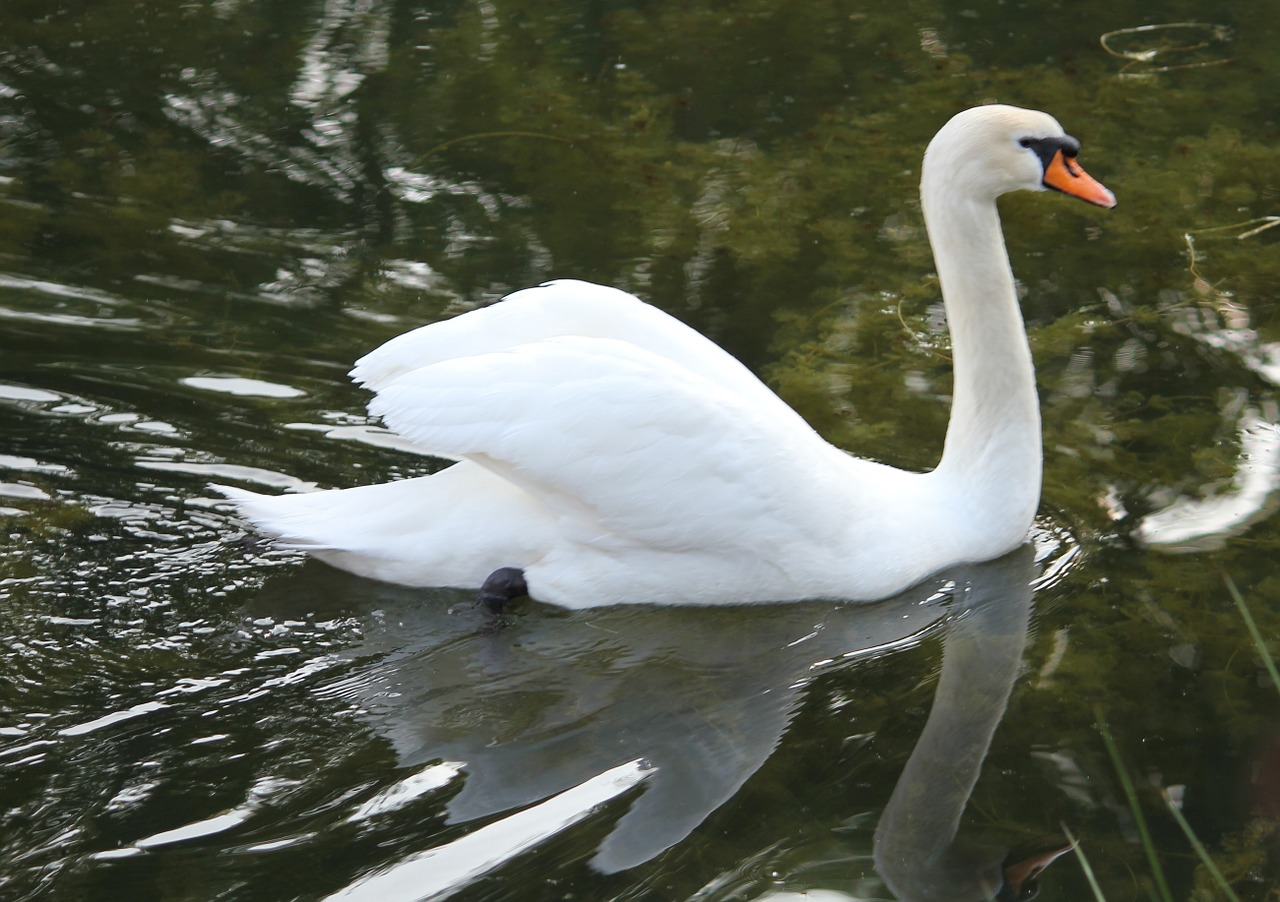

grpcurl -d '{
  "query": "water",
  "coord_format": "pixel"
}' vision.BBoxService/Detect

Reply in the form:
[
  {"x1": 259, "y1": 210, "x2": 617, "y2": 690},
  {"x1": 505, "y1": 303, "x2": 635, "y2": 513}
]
[{"x1": 3, "y1": 1, "x2": 1280, "y2": 899}]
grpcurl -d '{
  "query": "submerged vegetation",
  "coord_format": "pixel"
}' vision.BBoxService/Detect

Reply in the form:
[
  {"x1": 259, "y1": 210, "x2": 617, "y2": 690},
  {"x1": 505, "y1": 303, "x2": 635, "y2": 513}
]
[{"x1": 1088, "y1": 579, "x2": 1280, "y2": 901}]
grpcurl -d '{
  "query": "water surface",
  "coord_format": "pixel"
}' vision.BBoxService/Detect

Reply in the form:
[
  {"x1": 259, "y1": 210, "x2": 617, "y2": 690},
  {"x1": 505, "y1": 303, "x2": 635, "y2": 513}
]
[{"x1": 3, "y1": 1, "x2": 1280, "y2": 900}]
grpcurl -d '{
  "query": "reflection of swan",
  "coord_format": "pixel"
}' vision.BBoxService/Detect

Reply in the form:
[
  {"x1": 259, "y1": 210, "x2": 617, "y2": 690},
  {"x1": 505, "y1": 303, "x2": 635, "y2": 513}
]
[
  {"x1": 250, "y1": 536, "x2": 1078, "y2": 899},
  {"x1": 294, "y1": 575, "x2": 954, "y2": 882},
  {"x1": 748, "y1": 546, "x2": 1066, "y2": 902},
  {"x1": 219, "y1": 105, "x2": 1113, "y2": 609},
  {"x1": 872, "y1": 545, "x2": 1066, "y2": 901}
]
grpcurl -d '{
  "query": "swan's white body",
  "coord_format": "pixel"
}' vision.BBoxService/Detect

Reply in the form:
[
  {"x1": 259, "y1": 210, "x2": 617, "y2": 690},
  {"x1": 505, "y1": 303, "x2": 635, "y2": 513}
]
[{"x1": 219, "y1": 105, "x2": 1113, "y2": 608}]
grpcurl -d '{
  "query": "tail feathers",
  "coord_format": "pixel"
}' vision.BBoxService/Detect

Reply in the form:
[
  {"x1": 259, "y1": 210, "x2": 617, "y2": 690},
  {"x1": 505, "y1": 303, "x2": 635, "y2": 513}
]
[
  {"x1": 212, "y1": 483, "x2": 344, "y2": 551},
  {"x1": 211, "y1": 465, "x2": 554, "y2": 589}
]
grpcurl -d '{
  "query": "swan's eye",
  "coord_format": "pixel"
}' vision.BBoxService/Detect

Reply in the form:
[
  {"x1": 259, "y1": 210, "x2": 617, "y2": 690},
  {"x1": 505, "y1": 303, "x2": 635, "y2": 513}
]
[{"x1": 1018, "y1": 137, "x2": 1035, "y2": 148}]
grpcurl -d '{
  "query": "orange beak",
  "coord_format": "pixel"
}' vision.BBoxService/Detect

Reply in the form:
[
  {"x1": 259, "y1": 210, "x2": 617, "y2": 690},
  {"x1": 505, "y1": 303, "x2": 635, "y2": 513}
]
[{"x1": 1043, "y1": 149, "x2": 1116, "y2": 208}]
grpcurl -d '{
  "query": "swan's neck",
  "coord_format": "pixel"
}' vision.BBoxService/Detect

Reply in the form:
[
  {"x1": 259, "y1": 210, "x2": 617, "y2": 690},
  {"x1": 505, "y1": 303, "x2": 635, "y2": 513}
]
[{"x1": 923, "y1": 186, "x2": 1041, "y2": 543}]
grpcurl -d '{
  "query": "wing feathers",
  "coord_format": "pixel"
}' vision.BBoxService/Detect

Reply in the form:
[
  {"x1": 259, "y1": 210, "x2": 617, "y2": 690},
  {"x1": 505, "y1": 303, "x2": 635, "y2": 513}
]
[
  {"x1": 351, "y1": 281, "x2": 808, "y2": 432},
  {"x1": 366, "y1": 336, "x2": 820, "y2": 550},
  {"x1": 351, "y1": 280, "x2": 659, "y2": 391}
]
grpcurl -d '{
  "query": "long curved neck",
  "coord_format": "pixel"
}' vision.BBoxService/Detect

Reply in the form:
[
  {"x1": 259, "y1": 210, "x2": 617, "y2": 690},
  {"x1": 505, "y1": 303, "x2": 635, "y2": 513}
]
[{"x1": 922, "y1": 180, "x2": 1041, "y2": 543}]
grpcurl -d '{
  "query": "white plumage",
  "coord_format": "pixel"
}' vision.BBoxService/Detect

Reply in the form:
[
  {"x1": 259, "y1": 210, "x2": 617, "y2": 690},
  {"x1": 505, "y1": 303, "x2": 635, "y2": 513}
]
[{"x1": 218, "y1": 105, "x2": 1114, "y2": 608}]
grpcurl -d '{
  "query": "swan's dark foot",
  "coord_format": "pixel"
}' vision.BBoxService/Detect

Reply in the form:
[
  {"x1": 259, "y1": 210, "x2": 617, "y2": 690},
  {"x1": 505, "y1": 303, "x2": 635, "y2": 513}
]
[{"x1": 476, "y1": 567, "x2": 529, "y2": 614}]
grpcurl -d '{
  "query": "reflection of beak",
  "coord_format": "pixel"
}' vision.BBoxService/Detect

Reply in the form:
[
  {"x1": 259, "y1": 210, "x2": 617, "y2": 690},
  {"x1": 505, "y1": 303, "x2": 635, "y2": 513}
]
[
  {"x1": 997, "y1": 839, "x2": 1073, "y2": 901},
  {"x1": 1043, "y1": 149, "x2": 1116, "y2": 208}
]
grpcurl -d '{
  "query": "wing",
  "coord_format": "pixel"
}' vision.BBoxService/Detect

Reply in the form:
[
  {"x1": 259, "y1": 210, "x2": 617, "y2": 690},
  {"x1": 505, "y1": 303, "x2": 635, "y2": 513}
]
[
  {"x1": 366, "y1": 335, "x2": 841, "y2": 552},
  {"x1": 351, "y1": 280, "x2": 806, "y2": 430}
]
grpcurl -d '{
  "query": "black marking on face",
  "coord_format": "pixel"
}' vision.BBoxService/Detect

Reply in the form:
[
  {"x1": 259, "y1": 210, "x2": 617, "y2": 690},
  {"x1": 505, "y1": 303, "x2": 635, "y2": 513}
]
[{"x1": 1018, "y1": 134, "x2": 1081, "y2": 172}]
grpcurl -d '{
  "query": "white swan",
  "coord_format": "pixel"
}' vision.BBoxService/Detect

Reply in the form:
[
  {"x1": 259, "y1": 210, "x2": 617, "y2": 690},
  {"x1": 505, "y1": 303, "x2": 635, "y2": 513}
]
[{"x1": 218, "y1": 104, "x2": 1114, "y2": 609}]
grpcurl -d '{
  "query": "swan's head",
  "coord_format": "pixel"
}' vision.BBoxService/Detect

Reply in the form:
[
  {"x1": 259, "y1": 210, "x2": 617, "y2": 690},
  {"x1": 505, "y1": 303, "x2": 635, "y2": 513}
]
[{"x1": 922, "y1": 104, "x2": 1115, "y2": 208}]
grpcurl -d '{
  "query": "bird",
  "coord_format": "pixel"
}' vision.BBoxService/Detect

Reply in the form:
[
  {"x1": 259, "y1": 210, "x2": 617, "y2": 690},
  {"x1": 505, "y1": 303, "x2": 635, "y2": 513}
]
[{"x1": 217, "y1": 104, "x2": 1115, "y2": 610}]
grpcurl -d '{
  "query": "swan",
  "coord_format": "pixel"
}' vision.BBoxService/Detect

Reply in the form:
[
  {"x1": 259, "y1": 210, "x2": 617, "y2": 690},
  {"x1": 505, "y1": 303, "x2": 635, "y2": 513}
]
[{"x1": 217, "y1": 104, "x2": 1114, "y2": 609}]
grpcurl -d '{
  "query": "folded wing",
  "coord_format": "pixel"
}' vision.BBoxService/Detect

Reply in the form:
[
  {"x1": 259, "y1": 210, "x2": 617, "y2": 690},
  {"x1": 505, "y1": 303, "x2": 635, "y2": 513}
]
[{"x1": 367, "y1": 335, "x2": 837, "y2": 553}]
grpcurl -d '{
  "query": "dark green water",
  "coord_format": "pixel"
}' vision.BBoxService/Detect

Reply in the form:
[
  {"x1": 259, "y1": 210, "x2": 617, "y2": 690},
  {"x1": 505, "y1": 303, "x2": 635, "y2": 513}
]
[{"x1": 3, "y1": 1, "x2": 1280, "y2": 899}]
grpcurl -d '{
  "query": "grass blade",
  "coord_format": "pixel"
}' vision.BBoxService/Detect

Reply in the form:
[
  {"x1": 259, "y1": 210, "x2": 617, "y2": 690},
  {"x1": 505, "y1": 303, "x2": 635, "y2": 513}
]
[
  {"x1": 1225, "y1": 576, "x2": 1280, "y2": 694},
  {"x1": 1095, "y1": 709, "x2": 1174, "y2": 902},
  {"x1": 1162, "y1": 789, "x2": 1241, "y2": 902},
  {"x1": 1061, "y1": 824, "x2": 1108, "y2": 901}
]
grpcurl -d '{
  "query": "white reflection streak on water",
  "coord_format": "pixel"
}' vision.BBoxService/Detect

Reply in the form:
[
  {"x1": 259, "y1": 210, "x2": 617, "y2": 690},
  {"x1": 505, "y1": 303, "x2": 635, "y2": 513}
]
[
  {"x1": 181, "y1": 376, "x2": 307, "y2": 398},
  {"x1": 54, "y1": 658, "x2": 336, "y2": 741},
  {"x1": 156, "y1": 2, "x2": 410, "y2": 310},
  {"x1": 57, "y1": 701, "x2": 171, "y2": 738},
  {"x1": 162, "y1": 86, "x2": 358, "y2": 202},
  {"x1": 346, "y1": 762, "x2": 465, "y2": 824},
  {"x1": 158, "y1": 0, "x2": 537, "y2": 309},
  {"x1": 0, "y1": 269, "x2": 143, "y2": 331},
  {"x1": 291, "y1": 0, "x2": 390, "y2": 111},
  {"x1": 164, "y1": 0, "x2": 393, "y2": 204},
  {"x1": 1136, "y1": 295, "x2": 1280, "y2": 549},
  {"x1": 283, "y1": 421, "x2": 447, "y2": 458},
  {"x1": 137, "y1": 459, "x2": 318, "y2": 493},
  {"x1": 322, "y1": 759, "x2": 654, "y2": 902},
  {"x1": 0, "y1": 453, "x2": 72, "y2": 474},
  {"x1": 93, "y1": 777, "x2": 303, "y2": 859},
  {"x1": 0, "y1": 304, "x2": 142, "y2": 330},
  {"x1": 0, "y1": 482, "x2": 50, "y2": 502},
  {"x1": 1138, "y1": 412, "x2": 1280, "y2": 550},
  {"x1": 0, "y1": 272, "x2": 129, "y2": 305},
  {"x1": 0, "y1": 384, "x2": 62, "y2": 403},
  {"x1": 1169, "y1": 275, "x2": 1280, "y2": 386}
]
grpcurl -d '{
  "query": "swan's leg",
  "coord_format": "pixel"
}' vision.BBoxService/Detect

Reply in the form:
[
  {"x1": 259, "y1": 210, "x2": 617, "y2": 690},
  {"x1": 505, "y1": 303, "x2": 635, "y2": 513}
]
[{"x1": 476, "y1": 567, "x2": 529, "y2": 613}]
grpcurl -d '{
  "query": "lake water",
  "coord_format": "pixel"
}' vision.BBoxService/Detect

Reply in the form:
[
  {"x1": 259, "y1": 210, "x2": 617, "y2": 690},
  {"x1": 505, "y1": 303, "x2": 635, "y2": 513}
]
[{"x1": 3, "y1": 1, "x2": 1279, "y2": 900}]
